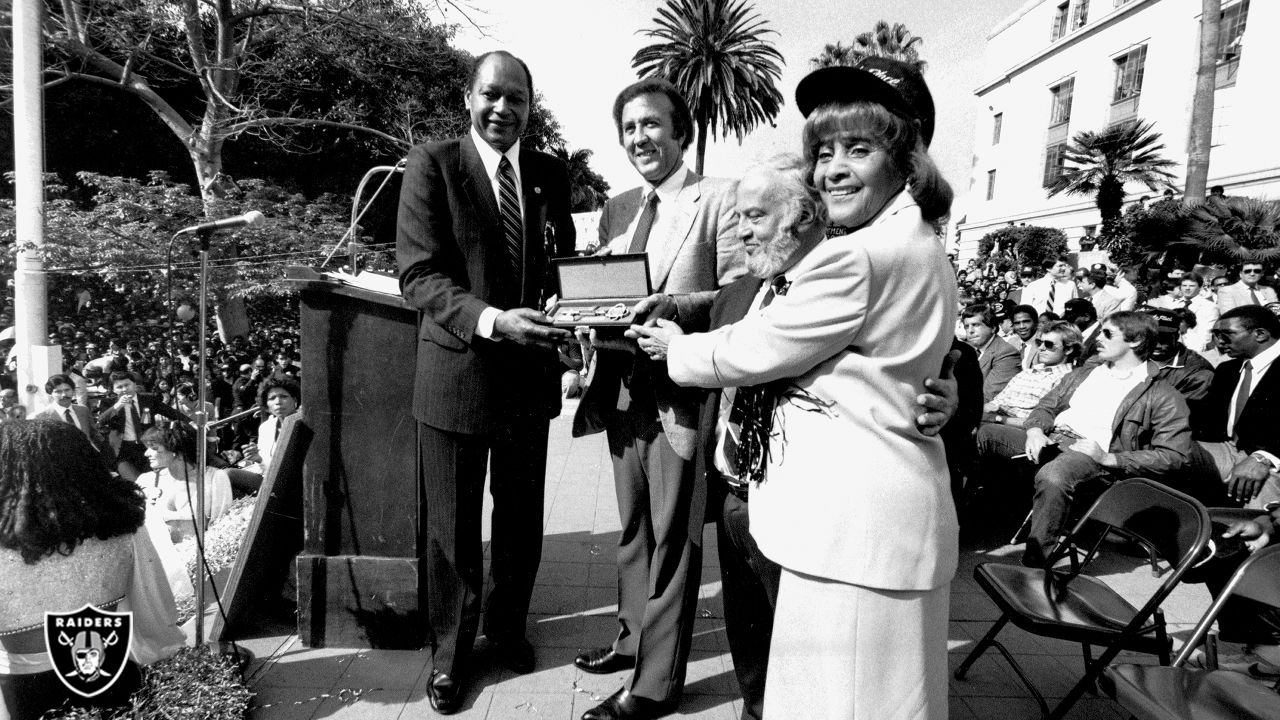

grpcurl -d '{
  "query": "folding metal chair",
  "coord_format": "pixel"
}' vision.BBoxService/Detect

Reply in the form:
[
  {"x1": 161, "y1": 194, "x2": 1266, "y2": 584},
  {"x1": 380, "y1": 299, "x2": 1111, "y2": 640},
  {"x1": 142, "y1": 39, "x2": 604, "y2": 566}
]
[
  {"x1": 954, "y1": 479, "x2": 1211, "y2": 719},
  {"x1": 1101, "y1": 543, "x2": 1280, "y2": 719}
]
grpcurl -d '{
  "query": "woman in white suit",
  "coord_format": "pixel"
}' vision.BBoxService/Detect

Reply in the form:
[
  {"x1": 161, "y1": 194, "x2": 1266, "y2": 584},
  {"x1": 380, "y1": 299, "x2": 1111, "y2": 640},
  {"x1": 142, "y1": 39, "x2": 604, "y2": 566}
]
[{"x1": 633, "y1": 58, "x2": 958, "y2": 719}]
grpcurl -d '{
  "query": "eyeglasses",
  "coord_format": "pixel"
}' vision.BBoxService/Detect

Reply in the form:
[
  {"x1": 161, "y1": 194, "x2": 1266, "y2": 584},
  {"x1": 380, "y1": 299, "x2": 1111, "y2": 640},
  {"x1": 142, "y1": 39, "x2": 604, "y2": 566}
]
[
  {"x1": 1034, "y1": 338, "x2": 1060, "y2": 351},
  {"x1": 1242, "y1": 269, "x2": 1264, "y2": 275}
]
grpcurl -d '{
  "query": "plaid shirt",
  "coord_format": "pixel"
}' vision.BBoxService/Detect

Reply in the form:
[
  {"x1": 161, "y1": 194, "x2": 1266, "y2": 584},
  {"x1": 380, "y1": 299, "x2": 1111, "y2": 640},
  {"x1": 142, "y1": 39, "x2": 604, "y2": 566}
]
[{"x1": 990, "y1": 363, "x2": 1073, "y2": 418}]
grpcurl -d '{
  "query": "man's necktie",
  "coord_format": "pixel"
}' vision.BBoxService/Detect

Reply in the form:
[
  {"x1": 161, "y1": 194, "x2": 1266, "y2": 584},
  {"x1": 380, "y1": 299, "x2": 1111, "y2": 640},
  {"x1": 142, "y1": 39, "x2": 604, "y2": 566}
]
[
  {"x1": 1047, "y1": 281, "x2": 1056, "y2": 313},
  {"x1": 628, "y1": 192, "x2": 660, "y2": 254},
  {"x1": 274, "y1": 419, "x2": 281, "y2": 441},
  {"x1": 1232, "y1": 360, "x2": 1252, "y2": 438},
  {"x1": 497, "y1": 156, "x2": 523, "y2": 279},
  {"x1": 64, "y1": 408, "x2": 77, "y2": 429},
  {"x1": 124, "y1": 401, "x2": 137, "y2": 441},
  {"x1": 1250, "y1": 288, "x2": 1262, "y2": 306},
  {"x1": 1183, "y1": 298, "x2": 1193, "y2": 309},
  {"x1": 727, "y1": 275, "x2": 790, "y2": 484}
]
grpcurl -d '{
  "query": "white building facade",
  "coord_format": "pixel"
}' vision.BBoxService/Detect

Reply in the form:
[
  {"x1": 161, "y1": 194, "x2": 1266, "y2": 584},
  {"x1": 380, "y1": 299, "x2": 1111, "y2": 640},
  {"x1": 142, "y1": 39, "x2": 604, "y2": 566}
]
[{"x1": 954, "y1": 0, "x2": 1278, "y2": 261}]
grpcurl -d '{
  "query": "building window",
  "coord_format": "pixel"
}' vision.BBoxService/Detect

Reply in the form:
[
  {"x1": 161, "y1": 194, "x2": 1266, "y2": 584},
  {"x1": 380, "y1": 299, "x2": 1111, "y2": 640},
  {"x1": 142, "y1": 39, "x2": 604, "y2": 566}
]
[
  {"x1": 992, "y1": 113, "x2": 1003, "y2": 145},
  {"x1": 1043, "y1": 143, "x2": 1068, "y2": 187},
  {"x1": 1073, "y1": 0, "x2": 1090, "y2": 28},
  {"x1": 1051, "y1": 2, "x2": 1069, "y2": 41},
  {"x1": 1110, "y1": 45, "x2": 1146, "y2": 124},
  {"x1": 1049, "y1": 79, "x2": 1074, "y2": 127},
  {"x1": 986, "y1": 170, "x2": 997, "y2": 201},
  {"x1": 1216, "y1": 0, "x2": 1250, "y2": 89}
]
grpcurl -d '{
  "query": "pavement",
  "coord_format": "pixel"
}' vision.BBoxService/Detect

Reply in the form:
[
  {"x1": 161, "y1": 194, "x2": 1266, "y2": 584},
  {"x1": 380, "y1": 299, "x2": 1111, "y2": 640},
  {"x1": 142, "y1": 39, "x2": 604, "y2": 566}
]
[{"x1": 235, "y1": 398, "x2": 1229, "y2": 719}]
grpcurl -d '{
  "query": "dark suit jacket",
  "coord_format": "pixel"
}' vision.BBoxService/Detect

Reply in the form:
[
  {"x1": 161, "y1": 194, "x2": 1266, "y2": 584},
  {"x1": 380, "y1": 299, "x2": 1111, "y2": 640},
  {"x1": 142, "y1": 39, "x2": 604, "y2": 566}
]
[
  {"x1": 977, "y1": 335, "x2": 1021, "y2": 403},
  {"x1": 694, "y1": 274, "x2": 764, "y2": 523},
  {"x1": 37, "y1": 403, "x2": 109, "y2": 454},
  {"x1": 1194, "y1": 354, "x2": 1280, "y2": 458},
  {"x1": 396, "y1": 135, "x2": 575, "y2": 434},
  {"x1": 96, "y1": 393, "x2": 189, "y2": 437}
]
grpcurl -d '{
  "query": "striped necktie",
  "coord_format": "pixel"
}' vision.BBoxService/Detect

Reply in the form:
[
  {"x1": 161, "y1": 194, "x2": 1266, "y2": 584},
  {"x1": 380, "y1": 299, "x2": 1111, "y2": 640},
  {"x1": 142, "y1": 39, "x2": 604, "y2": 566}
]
[
  {"x1": 1047, "y1": 281, "x2": 1056, "y2": 313},
  {"x1": 497, "y1": 156, "x2": 522, "y2": 279}
]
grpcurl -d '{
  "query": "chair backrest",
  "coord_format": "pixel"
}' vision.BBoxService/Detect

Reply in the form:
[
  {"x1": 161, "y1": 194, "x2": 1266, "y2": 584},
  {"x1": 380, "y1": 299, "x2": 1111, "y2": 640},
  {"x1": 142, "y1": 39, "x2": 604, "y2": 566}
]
[
  {"x1": 1173, "y1": 544, "x2": 1280, "y2": 666},
  {"x1": 1075, "y1": 478, "x2": 1210, "y2": 573}
]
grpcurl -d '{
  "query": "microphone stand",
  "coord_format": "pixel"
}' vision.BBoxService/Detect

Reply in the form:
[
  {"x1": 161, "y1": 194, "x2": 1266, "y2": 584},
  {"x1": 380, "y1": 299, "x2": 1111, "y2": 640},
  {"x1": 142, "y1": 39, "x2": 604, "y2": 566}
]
[{"x1": 193, "y1": 227, "x2": 213, "y2": 648}]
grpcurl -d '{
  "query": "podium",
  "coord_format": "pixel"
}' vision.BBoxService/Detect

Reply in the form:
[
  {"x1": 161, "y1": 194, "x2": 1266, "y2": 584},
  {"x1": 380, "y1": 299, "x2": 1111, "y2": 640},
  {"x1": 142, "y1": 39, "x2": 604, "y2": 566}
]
[{"x1": 288, "y1": 268, "x2": 426, "y2": 648}]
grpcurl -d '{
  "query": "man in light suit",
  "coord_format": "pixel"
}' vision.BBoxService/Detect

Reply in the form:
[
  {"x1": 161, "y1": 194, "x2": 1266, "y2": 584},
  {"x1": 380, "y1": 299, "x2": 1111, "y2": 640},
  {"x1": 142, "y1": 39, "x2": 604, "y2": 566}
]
[
  {"x1": 571, "y1": 78, "x2": 745, "y2": 720},
  {"x1": 1217, "y1": 261, "x2": 1278, "y2": 312},
  {"x1": 1074, "y1": 268, "x2": 1121, "y2": 320},
  {"x1": 395, "y1": 50, "x2": 576, "y2": 714},
  {"x1": 962, "y1": 303, "x2": 1022, "y2": 402},
  {"x1": 38, "y1": 373, "x2": 110, "y2": 459}
]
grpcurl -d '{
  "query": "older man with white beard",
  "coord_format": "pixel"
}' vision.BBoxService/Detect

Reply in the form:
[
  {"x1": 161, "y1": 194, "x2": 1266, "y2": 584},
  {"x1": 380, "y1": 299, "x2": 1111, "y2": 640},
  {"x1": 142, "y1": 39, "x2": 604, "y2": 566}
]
[{"x1": 631, "y1": 155, "x2": 957, "y2": 720}]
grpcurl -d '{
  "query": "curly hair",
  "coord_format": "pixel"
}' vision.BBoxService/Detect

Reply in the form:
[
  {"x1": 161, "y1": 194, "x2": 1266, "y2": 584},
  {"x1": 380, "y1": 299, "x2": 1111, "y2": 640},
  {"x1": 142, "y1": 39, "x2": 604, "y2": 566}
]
[
  {"x1": 256, "y1": 375, "x2": 300, "y2": 409},
  {"x1": 0, "y1": 420, "x2": 144, "y2": 564}
]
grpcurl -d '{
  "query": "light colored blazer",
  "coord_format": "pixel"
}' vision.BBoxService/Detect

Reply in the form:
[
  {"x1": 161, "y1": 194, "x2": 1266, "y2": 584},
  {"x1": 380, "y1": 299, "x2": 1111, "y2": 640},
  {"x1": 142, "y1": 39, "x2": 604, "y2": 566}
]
[
  {"x1": 666, "y1": 192, "x2": 958, "y2": 591},
  {"x1": 573, "y1": 169, "x2": 745, "y2": 458},
  {"x1": 1217, "y1": 281, "x2": 1278, "y2": 312},
  {"x1": 37, "y1": 403, "x2": 107, "y2": 452}
]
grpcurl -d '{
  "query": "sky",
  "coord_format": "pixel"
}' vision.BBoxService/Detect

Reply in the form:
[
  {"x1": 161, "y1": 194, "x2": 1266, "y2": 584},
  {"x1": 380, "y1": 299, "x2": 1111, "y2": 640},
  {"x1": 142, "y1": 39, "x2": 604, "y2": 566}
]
[{"x1": 447, "y1": 0, "x2": 1033, "y2": 215}]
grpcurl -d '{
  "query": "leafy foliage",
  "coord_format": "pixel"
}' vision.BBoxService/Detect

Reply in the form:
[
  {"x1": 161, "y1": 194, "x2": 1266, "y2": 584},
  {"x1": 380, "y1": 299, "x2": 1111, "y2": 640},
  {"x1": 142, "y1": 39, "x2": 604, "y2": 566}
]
[
  {"x1": 810, "y1": 20, "x2": 927, "y2": 72},
  {"x1": 551, "y1": 145, "x2": 611, "y2": 212},
  {"x1": 976, "y1": 225, "x2": 1068, "y2": 272},
  {"x1": 1172, "y1": 195, "x2": 1280, "y2": 265},
  {"x1": 1047, "y1": 119, "x2": 1178, "y2": 239},
  {"x1": 0, "y1": 172, "x2": 362, "y2": 320},
  {"x1": 632, "y1": 0, "x2": 785, "y2": 175}
]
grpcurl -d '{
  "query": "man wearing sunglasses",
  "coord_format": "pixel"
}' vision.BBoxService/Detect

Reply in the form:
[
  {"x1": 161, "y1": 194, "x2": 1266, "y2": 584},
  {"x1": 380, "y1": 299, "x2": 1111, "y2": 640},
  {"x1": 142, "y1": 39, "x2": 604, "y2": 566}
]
[
  {"x1": 1217, "y1": 262, "x2": 1278, "y2": 313},
  {"x1": 1014, "y1": 312, "x2": 1217, "y2": 566},
  {"x1": 980, "y1": 321, "x2": 1080, "y2": 428}
]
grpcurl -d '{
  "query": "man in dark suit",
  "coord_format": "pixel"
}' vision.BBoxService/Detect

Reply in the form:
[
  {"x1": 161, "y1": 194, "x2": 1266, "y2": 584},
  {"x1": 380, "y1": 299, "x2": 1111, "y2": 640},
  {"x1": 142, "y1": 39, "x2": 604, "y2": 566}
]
[
  {"x1": 962, "y1": 302, "x2": 1021, "y2": 402},
  {"x1": 571, "y1": 78, "x2": 745, "y2": 720},
  {"x1": 395, "y1": 50, "x2": 576, "y2": 714},
  {"x1": 1195, "y1": 305, "x2": 1280, "y2": 507},
  {"x1": 95, "y1": 370, "x2": 189, "y2": 481}
]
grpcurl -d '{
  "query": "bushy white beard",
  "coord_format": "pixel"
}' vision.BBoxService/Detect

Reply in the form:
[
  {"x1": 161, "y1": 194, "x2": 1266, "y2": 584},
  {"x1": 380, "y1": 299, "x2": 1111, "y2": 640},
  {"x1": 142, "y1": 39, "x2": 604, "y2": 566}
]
[{"x1": 746, "y1": 231, "x2": 800, "y2": 280}]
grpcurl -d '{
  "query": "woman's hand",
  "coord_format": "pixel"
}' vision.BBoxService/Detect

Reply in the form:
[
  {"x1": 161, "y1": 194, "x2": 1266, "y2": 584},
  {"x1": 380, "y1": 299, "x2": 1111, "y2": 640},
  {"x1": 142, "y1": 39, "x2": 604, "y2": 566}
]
[{"x1": 628, "y1": 319, "x2": 684, "y2": 362}]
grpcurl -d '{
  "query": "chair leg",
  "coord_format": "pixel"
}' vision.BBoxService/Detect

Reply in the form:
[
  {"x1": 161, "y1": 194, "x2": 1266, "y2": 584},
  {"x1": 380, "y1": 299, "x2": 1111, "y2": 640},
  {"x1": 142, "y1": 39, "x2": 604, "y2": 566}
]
[
  {"x1": 1080, "y1": 642, "x2": 1096, "y2": 694},
  {"x1": 954, "y1": 614, "x2": 1009, "y2": 680},
  {"x1": 1010, "y1": 510, "x2": 1032, "y2": 545},
  {"x1": 1154, "y1": 609, "x2": 1170, "y2": 665}
]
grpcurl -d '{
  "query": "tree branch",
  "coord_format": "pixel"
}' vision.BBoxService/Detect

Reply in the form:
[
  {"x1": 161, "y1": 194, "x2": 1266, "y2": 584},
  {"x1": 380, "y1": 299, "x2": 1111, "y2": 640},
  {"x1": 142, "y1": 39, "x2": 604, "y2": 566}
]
[{"x1": 221, "y1": 116, "x2": 411, "y2": 149}]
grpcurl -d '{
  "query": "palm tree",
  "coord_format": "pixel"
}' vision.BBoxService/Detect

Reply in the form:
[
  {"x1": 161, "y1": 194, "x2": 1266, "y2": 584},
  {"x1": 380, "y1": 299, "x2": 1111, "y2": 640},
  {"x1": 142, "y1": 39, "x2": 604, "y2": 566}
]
[
  {"x1": 551, "y1": 145, "x2": 610, "y2": 212},
  {"x1": 632, "y1": 0, "x2": 784, "y2": 175},
  {"x1": 1173, "y1": 195, "x2": 1280, "y2": 265},
  {"x1": 1047, "y1": 119, "x2": 1178, "y2": 238},
  {"x1": 810, "y1": 20, "x2": 927, "y2": 71},
  {"x1": 1185, "y1": 0, "x2": 1223, "y2": 200}
]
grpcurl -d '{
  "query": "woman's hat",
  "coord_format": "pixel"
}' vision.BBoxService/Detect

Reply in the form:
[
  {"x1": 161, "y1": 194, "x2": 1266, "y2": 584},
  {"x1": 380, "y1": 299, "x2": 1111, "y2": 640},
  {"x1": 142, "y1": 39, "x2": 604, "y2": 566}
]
[{"x1": 795, "y1": 56, "x2": 935, "y2": 147}]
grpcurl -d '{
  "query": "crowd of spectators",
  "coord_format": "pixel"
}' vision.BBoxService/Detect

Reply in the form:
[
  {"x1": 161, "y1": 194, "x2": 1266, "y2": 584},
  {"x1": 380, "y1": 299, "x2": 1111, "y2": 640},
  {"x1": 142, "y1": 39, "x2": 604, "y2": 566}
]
[{"x1": 951, "y1": 255, "x2": 1280, "y2": 676}]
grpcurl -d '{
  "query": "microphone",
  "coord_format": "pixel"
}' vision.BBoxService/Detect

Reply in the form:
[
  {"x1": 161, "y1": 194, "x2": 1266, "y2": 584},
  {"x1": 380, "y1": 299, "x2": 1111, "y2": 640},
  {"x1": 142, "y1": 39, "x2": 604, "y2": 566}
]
[{"x1": 176, "y1": 210, "x2": 266, "y2": 235}]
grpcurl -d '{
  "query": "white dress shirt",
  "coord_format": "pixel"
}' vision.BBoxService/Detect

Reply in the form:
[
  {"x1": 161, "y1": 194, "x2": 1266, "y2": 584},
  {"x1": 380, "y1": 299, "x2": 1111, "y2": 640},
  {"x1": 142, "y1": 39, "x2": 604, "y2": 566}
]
[
  {"x1": 470, "y1": 126, "x2": 525, "y2": 339},
  {"x1": 1054, "y1": 363, "x2": 1150, "y2": 449}
]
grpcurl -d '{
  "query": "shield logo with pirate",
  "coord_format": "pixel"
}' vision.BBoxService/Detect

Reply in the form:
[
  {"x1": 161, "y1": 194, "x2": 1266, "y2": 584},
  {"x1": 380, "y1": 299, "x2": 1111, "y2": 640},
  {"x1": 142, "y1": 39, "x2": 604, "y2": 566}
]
[{"x1": 44, "y1": 604, "x2": 133, "y2": 698}]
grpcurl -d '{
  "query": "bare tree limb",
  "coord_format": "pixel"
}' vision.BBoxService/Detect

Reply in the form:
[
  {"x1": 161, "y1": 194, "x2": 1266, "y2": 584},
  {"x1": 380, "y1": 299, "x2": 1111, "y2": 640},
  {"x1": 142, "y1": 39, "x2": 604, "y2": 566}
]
[{"x1": 222, "y1": 116, "x2": 412, "y2": 149}]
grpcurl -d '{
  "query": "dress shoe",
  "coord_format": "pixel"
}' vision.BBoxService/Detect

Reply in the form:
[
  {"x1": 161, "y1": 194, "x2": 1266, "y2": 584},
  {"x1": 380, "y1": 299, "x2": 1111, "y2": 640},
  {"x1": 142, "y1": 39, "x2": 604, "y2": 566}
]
[
  {"x1": 574, "y1": 647, "x2": 636, "y2": 674},
  {"x1": 426, "y1": 670, "x2": 461, "y2": 715},
  {"x1": 491, "y1": 635, "x2": 535, "y2": 674},
  {"x1": 581, "y1": 688, "x2": 675, "y2": 720}
]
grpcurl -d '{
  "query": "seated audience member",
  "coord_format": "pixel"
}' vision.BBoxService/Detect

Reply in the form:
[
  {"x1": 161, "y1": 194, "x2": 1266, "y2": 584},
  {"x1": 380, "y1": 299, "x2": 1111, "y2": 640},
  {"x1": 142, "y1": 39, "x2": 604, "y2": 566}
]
[
  {"x1": 0, "y1": 421, "x2": 183, "y2": 720},
  {"x1": 981, "y1": 321, "x2": 1079, "y2": 427},
  {"x1": 1063, "y1": 298, "x2": 1100, "y2": 364},
  {"x1": 1009, "y1": 304, "x2": 1040, "y2": 369},
  {"x1": 962, "y1": 302, "x2": 1021, "y2": 402},
  {"x1": 1194, "y1": 305, "x2": 1280, "y2": 508},
  {"x1": 1074, "y1": 268, "x2": 1121, "y2": 320},
  {"x1": 995, "y1": 304, "x2": 1020, "y2": 350},
  {"x1": 137, "y1": 424, "x2": 233, "y2": 543},
  {"x1": 1151, "y1": 272, "x2": 1220, "y2": 352},
  {"x1": 978, "y1": 312, "x2": 1218, "y2": 566},
  {"x1": 1184, "y1": 503, "x2": 1280, "y2": 675},
  {"x1": 942, "y1": 339, "x2": 984, "y2": 497},
  {"x1": 1217, "y1": 261, "x2": 1278, "y2": 312},
  {"x1": 240, "y1": 375, "x2": 300, "y2": 481},
  {"x1": 1146, "y1": 308, "x2": 1214, "y2": 421},
  {"x1": 96, "y1": 371, "x2": 189, "y2": 482}
]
